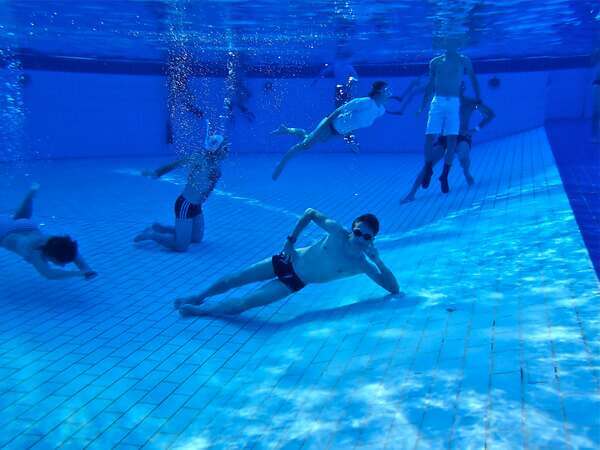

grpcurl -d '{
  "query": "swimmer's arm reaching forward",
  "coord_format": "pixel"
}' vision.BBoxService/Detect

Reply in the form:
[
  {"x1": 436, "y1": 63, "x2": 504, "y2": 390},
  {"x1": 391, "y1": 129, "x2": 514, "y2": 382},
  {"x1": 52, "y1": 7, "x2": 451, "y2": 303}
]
[
  {"x1": 74, "y1": 254, "x2": 98, "y2": 279},
  {"x1": 183, "y1": 100, "x2": 204, "y2": 119},
  {"x1": 30, "y1": 253, "x2": 88, "y2": 280},
  {"x1": 361, "y1": 245, "x2": 400, "y2": 295},
  {"x1": 142, "y1": 158, "x2": 187, "y2": 179}
]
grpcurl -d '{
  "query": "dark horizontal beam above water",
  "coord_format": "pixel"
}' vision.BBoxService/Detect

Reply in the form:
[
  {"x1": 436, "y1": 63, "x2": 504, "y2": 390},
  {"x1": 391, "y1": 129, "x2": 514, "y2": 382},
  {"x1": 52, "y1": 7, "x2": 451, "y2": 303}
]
[{"x1": 2, "y1": 50, "x2": 593, "y2": 77}]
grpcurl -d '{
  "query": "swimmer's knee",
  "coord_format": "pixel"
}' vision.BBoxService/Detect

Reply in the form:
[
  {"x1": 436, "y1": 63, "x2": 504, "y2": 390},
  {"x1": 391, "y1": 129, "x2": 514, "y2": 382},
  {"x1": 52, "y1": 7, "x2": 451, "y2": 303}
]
[
  {"x1": 297, "y1": 139, "x2": 310, "y2": 149},
  {"x1": 215, "y1": 277, "x2": 233, "y2": 290}
]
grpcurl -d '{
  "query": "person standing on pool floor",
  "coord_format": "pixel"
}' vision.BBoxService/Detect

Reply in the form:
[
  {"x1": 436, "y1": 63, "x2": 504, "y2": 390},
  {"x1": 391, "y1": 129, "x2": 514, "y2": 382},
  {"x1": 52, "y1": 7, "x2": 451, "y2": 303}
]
[
  {"x1": 401, "y1": 81, "x2": 495, "y2": 203},
  {"x1": 0, "y1": 184, "x2": 97, "y2": 280},
  {"x1": 135, "y1": 119, "x2": 228, "y2": 252},
  {"x1": 416, "y1": 36, "x2": 482, "y2": 194},
  {"x1": 174, "y1": 209, "x2": 400, "y2": 317},
  {"x1": 270, "y1": 81, "x2": 392, "y2": 180}
]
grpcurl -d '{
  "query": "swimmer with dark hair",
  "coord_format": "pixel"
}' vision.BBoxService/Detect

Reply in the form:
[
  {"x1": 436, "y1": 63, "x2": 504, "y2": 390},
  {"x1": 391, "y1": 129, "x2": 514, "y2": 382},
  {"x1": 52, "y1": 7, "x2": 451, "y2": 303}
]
[
  {"x1": 0, "y1": 184, "x2": 96, "y2": 280},
  {"x1": 271, "y1": 81, "x2": 392, "y2": 180},
  {"x1": 135, "y1": 119, "x2": 229, "y2": 252},
  {"x1": 174, "y1": 209, "x2": 400, "y2": 317}
]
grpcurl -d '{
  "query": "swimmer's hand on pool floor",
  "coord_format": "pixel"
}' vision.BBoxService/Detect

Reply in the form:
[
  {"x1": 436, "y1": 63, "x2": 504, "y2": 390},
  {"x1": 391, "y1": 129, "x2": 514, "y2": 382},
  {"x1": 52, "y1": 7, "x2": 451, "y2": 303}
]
[{"x1": 84, "y1": 271, "x2": 98, "y2": 280}]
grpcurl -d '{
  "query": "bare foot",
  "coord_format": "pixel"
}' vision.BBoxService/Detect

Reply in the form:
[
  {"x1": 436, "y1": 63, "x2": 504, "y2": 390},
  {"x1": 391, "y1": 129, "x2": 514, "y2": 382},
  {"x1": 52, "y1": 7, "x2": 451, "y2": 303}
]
[
  {"x1": 272, "y1": 164, "x2": 283, "y2": 181},
  {"x1": 179, "y1": 304, "x2": 208, "y2": 318},
  {"x1": 134, "y1": 229, "x2": 151, "y2": 242},
  {"x1": 174, "y1": 296, "x2": 203, "y2": 310},
  {"x1": 400, "y1": 194, "x2": 415, "y2": 204},
  {"x1": 152, "y1": 223, "x2": 172, "y2": 233},
  {"x1": 270, "y1": 124, "x2": 289, "y2": 135}
]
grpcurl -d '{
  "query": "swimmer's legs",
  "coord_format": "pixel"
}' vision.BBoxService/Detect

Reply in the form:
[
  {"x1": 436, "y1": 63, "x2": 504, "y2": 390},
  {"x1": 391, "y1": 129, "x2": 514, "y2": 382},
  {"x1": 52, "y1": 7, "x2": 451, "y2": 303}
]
[
  {"x1": 174, "y1": 257, "x2": 275, "y2": 308},
  {"x1": 439, "y1": 135, "x2": 457, "y2": 194},
  {"x1": 272, "y1": 117, "x2": 334, "y2": 180},
  {"x1": 179, "y1": 279, "x2": 290, "y2": 317},
  {"x1": 152, "y1": 223, "x2": 175, "y2": 234},
  {"x1": 191, "y1": 211, "x2": 204, "y2": 243},
  {"x1": 401, "y1": 144, "x2": 445, "y2": 203},
  {"x1": 135, "y1": 218, "x2": 193, "y2": 252},
  {"x1": 13, "y1": 183, "x2": 40, "y2": 220},
  {"x1": 421, "y1": 134, "x2": 437, "y2": 188},
  {"x1": 456, "y1": 141, "x2": 474, "y2": 186}
]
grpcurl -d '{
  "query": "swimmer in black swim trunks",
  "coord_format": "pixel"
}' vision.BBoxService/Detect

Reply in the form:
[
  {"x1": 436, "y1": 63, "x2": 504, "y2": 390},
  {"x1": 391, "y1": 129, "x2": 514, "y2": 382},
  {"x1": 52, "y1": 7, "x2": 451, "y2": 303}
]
[
  {"x1": 135, "y1": 119, "x2": 228, "y2": 252},
  {"x1": 401, "y1": 82, "x2": 495, "y2": 203},
  {"x1": 174, "y1": 209, "x2": 400, "y2": 317}
]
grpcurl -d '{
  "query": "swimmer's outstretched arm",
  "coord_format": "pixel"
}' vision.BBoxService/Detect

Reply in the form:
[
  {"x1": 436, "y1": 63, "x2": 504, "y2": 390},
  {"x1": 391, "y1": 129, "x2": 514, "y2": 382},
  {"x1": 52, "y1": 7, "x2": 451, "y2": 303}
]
[
  {"x1": 393, "y1": 76, "x2": 427, "y2": 114},
  {"x1": 142, "y1": 158, "x2": 187, "y2": 178},
  {"x1": 74, "y1": 254, "x2": 97, "y2": 279},
  {"x1": 361, "y1": 245, "x2": 400, "y2": 295},
  {"x1": 183, "y1": 100, "x2": 204, "y2": 119},
  {"x1": 30, "y1": 254, "x2": 87, "y2": 280}
]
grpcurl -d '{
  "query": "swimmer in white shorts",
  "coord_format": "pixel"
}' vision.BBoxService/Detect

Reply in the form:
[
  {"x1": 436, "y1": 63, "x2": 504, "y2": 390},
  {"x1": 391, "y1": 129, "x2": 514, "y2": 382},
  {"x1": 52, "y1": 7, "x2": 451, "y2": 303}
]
[
  {"x1": 401, "y1": 82, "x2": 495, "y2": 203},
  {"x1": 271, "y1": 81, "x2": 392, "y2": 180},
  {"x1": 417, "y1": 37, "x2": 481, "y2": 194}
]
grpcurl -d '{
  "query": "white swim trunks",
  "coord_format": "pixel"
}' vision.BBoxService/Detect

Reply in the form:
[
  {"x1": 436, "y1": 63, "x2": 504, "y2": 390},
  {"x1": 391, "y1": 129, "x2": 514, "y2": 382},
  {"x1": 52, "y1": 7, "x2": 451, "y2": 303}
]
[{"x1": 426, "y1": 95, "x2": 460, "y2": 136}]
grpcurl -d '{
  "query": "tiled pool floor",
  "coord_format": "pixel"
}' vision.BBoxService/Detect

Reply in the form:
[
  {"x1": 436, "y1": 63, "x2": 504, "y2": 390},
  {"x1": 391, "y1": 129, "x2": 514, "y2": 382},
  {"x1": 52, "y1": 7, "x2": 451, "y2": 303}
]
[{"x1": 0, "y1": 127, "x2": 598, "y2": 449}]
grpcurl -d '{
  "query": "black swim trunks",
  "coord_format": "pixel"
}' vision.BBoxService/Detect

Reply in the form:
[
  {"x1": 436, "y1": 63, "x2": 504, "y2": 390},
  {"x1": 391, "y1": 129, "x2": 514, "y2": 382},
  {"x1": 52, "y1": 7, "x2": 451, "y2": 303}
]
[
  {"x1": 272, "y1": 253, "x2": 306, "y2": 292},
  {"x1": 174, "y1": 195, "x2": 201, "y2": 219},
  {"x1": 436, "y1": 134, "x2": 472, "y2": 149}
]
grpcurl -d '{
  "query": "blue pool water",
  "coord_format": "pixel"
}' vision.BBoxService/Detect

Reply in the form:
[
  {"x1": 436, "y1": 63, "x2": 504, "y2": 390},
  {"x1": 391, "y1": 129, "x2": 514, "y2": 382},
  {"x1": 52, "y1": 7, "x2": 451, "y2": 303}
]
[{"x1": 0, "y1": 1, "x2": 599, "y2": 449}]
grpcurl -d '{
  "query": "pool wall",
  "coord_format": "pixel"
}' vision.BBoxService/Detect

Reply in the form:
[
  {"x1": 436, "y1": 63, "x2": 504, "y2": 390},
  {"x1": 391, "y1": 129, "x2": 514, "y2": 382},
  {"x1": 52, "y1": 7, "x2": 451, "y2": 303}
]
[{"x1": 2, "y1": 66, "x2": 595, "y2": 161}]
